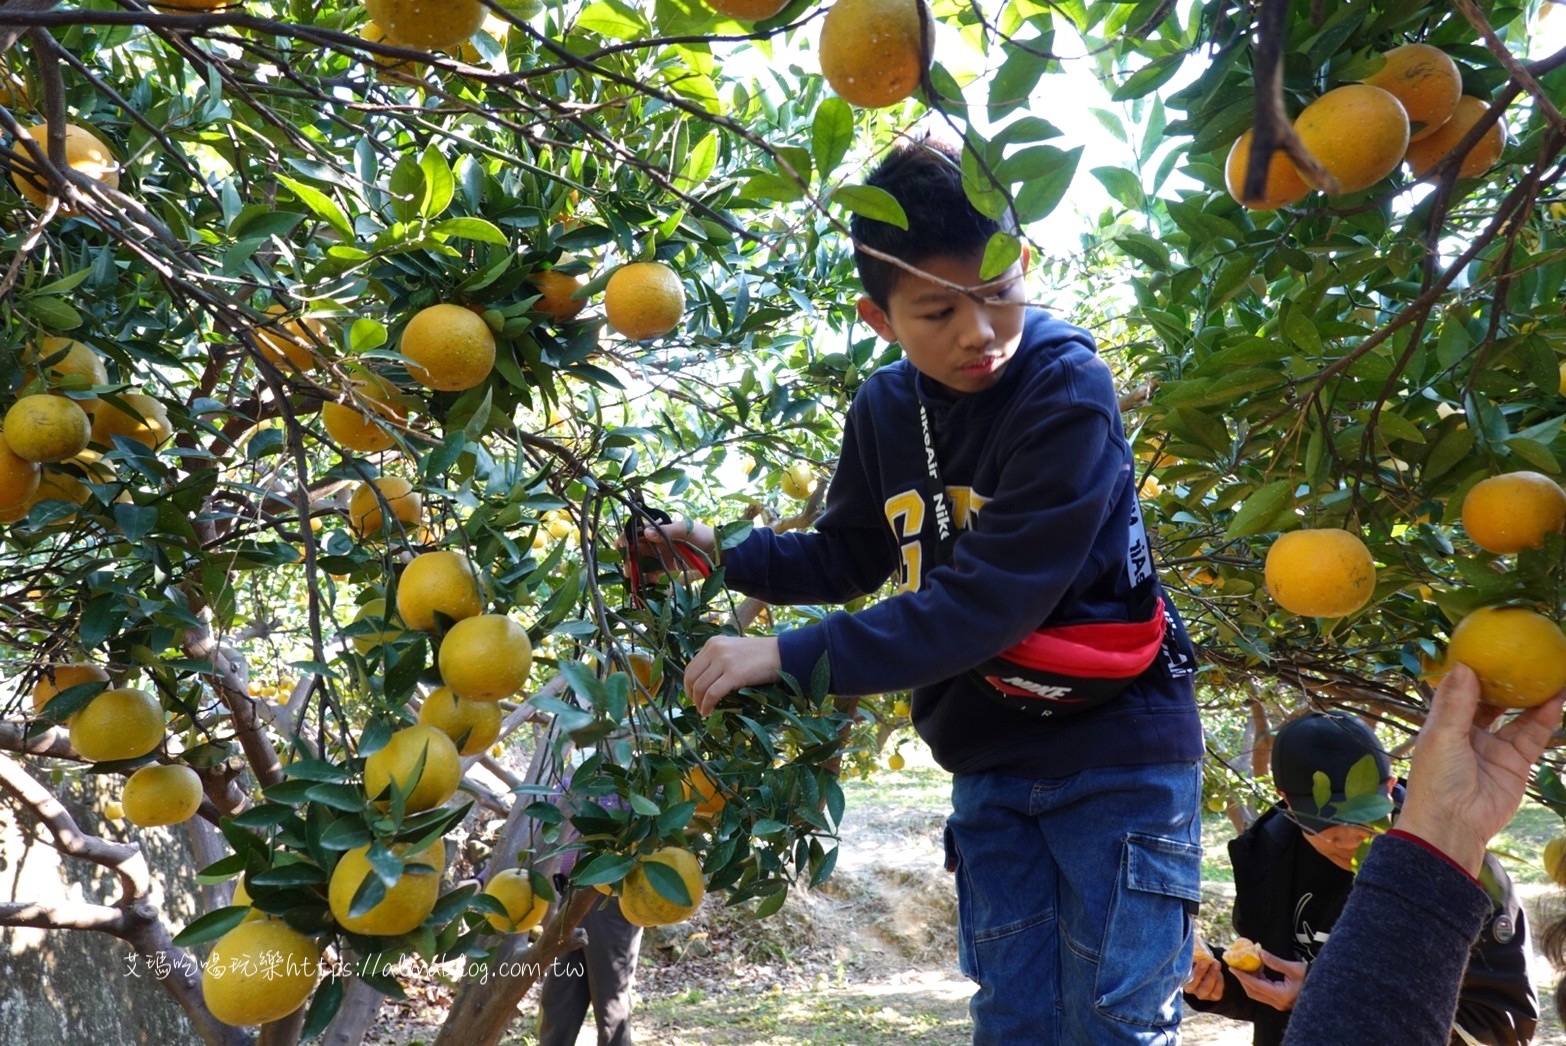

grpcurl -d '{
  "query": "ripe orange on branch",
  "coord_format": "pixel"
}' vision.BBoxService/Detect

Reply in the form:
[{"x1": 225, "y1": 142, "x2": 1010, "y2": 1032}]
[
  {"x1": 364, "y1": 0, "x2": 485, "y2": 51},
  {"x1": 529, "y1": 270, "x2": 588, "y2": 322},
  {"x1": 201, "y1": 919, "x2": 321, "y2": 1027},
  {"x1": 91, "y1": 392, "x2": 172, "y2": 449},
  {"x1": 604, "y1": 262, "x2": 685, "y2": 341},
  {"x1": 397, "y1": 549, "x2": 483, "y2": 631},
  {"x1": 482, "y1": 868, "x2": 550, "y2": 933},
  {"x1": 619, "y1": 847, "x2": 705, "y2": 927},
  {"x1": 122, "y1": 763, "x2": 203, "y2": 827},
  {"x1": 69, "y1": 687, "x2": 165, "y2": 762},
  {"x1": 329, "y1": 838, "x2": 446, "y2": 936},
  {"x1": 818, "y1": 0, "x2": 929, "y2": 109},
  {"x1": 4, "y1": 394, "x2": 92, "y2": 463},
  {"x1": 0, "y1": 429, "x2": 42, "y2": 509},
  {"x1": 417, "y1": 686, "x2": 502, "y2": 755},
  {"x1": 1404, "y1": 96, "x2": 1506, "y2": 180},
  {"x1": 1445, "y1": 606, "x2": 1566, "y2": 708},
  {"x1": 348, "y1": 475, "x2": 423, "y2": 540},
  {"x1": 363, "y1": 724, "x2": 462, "y2": 811},
  {"x1": 1460, "y1": 470, "x2": 1566, "y2": 553},
  {"x1": 1264, "y1": 528, "x2": 1377, "y2": 617},
  {"x1": 1293, "y1": 84, "x2": 1409, "y2": 194},
  {"x1": 252, "y1": 305, "x2": 328, "y2": 373},
  {"x1": 10, "y1": 122, "x2": 119, "y2": 210},
  {"x1": 31, "y1": 662, "x2": 109, "y2": 716},
  {"x1": 1359, "y1": 43, "x2": 1461, "y2": 142},
  {"x1": 437, "y1": 614, "x2": 532, "y2": 701},
  {"x1": 400, "y1": 303, "x2": 496, "y2": 391},
  {"x1": 1224, "y1": 129, "x2": 1309, "y2": 211}
]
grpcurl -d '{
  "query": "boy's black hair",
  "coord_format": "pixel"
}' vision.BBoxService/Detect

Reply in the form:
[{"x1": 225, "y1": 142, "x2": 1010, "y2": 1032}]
[{"x1": 850, "y1": 135, "x2": 1018, "y2": 309}]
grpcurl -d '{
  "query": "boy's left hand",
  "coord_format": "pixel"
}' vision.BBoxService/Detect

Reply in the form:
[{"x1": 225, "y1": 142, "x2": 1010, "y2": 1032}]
[
  {"x1": 685, "y1": 636, "x2": 780, "y2": 715},
  {"x1": 1230, "y1": 947, "x2": 1306, "y2": 1012}
]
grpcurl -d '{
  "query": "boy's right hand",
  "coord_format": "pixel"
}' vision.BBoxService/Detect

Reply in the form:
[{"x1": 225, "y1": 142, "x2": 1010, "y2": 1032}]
[
  {"x1": 1183, "y1": 939, "x2": 1224, "y2": 1000},
  {"x1": 633, "y1": 519, "x2": 716, "y2": 578}
]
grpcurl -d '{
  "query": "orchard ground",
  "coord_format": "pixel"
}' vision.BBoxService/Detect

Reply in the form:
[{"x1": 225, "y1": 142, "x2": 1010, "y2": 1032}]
[{"x1": 365, "y1": 736, "x2": 1566, "y2": 1045}]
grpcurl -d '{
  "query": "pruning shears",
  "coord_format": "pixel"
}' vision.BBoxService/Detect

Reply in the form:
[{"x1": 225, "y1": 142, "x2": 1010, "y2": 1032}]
[{"x1": 623, "y1": 498, "x2": 711, "y2": 609}]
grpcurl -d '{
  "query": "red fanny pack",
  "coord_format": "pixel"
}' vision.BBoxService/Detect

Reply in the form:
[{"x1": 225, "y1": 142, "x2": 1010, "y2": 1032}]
[{"x1": 971, "y1": 598, "x2": 1167, "y2": 716}]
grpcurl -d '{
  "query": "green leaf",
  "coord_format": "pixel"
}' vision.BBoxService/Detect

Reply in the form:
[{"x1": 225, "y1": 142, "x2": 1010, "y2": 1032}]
[
  {"x1": 172, "y1": 905, "x2": 250, "y2": 947},
  {"x1": 1092, "y1": 166, "x2": 1144, "y2": 209},
  {"x1": 300, "y1": 976, "x2": 345, "y2": 1041},
  {"x1": 959, "y1": 145, "x2": 1009, "y2": 221},
  {"x1": 831, "y1": 185, "x2": 908, "y2": 229},
  {"x1": 979, "y1": 231, "x2": 1022, "y2": 282},
  {"x1": 1111, "y1": 53, "x2": 1184, "y2": 101},
  {"x1": 276, "y1": 175, "x2": 355, "y2": 240},
  {"x1": 577, "y1": 0, "x2": 651, "y2": 38},
  {"x1": 387, "y1": 154, "x2": 424, "y2": 225},
  {"x1": 810, "y1": 99, "x2": 854, "y2": 179},
  {"x1": 430, "y1": 217, "x2": 508, "y2": 245},
  {"x1": 1225, "y1": 479, "x2": 1296, "y2": 538},
  {"x1": 1343, "y1": 753, "x2": 1385, "y2": 800},
  {"x1": 642, "y1": 859, "x2": 693, "y2": 907},
  {"x1": 418, "y1": 146, "x2": 454, "y2": 220}
]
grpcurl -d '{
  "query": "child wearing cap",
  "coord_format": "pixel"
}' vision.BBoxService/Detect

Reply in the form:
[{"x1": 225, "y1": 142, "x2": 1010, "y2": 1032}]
[
  {"x1": 1184, "y1": 710, "x2": 1537, "y2": 1045},
  {"x1": 637, "y1": 134, "x2": 1203, "y2": 1042}
]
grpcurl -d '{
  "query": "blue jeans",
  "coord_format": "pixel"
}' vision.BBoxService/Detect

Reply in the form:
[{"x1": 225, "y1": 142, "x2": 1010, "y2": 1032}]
[{"x1": 945, "y1": 760, "x2": 1202, "y2": 1045}]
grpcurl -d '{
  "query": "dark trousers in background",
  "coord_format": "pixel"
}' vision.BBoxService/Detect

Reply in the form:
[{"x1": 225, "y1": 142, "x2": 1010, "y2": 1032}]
[{"x1": 537, "y1": 896, "x2": 644, "y2": 1046}]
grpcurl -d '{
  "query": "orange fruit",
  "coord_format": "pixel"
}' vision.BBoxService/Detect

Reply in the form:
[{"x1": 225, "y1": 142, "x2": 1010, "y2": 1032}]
[
  {"x1": 1264, "y1": 529, "x2": 1377, "y2": 617},
  {"x1": 1225, "y1": 936, "x2": 1263, "y2": 973},
  {"x1": 122, "y1": 763, "x2": 203, "y2": 827},
  {"x1": 400, "y1": 303, "x2": 496, "y2": 391},
  {"x1": 364, "y1": 0, "x2": 485, "y2": 50},
  {"x1": 417, "y1": 686, "x2": 503, "y2": 755},
  {"x1": 437, "y1": 614, "x2": 533, "y2": 701},
  {"x1": 818, "y1": 0, "x2": 929, "y2": 109},
  {"x1": 1460, "y1": 470, "x2": 1566, "y2": 553},
  {"x1": 69, "y1": 687, "x2": 164, "y2": 762},
  {"x1": 1225, "y1": 129, "x2": 1310, "y2": 210},
  {"x1": 323, "y1": 401, "x2": 396, "y2": 453},
  {"x1": 604, "y1": 262, "x2": 685, "y2": 340},
  {"x1": 328, "y1": 838, "x2": 446, "y2": 935},
  {"x1": 1405, "y1": 95, "x2": 1506, "y2": 180},
  {"x1": 348, "y1": 597, "x2": 408, "y2": 655},
  {"x1": 482, "y1": 868, "x2": 550, "y2": 933},
  {"x1": 619, "y1": 847, "x2": 705, "y2": 927},
  {"x1": 683, "y1": 766, "x2": 726, "y2": 822},
  {"x1": 0, "y1": 429, "x2": 42, "y2": 509},
  {"x1": 363, "y1": 724, "x2": 462, "y2": 811},
  {"x1": 359, "y1": 21, "x2": 425, "y2": 81},
  {"x1": 201, "y1": 919, "x2": 320, "y2": 1027},
  {"x1": 91, "y1": 392, "x2": 172, "y2": 449},
  {"x1": 397, "y1": 549, "x2": 484, "y2": 631},
  {"x1": 3, "y1": 394, "x2": 91, "y2": 463},
  {"x1": 1359, "y1": 43, "x2": 1461, "y2": 142},
  {"x1": 253, "y1": 304, "x2": 327, "y2": 373},
  {"x1": 1446, "y1": 606, "x2": 1566, "y2": 708},
  {"x1": 706, "y1": 0, "x2": 788, "y2": 18},
  {"x1": 10, "y1": 122, "x2": 119, "y2": 211},
  {"x1": 1294, "y1": 84, "x2": 1409, "y2": 194},
  {"x1": 25, "y1": 337, "x2": 109, "y2": 392},
  {"x1": 529, "y1": 270, "x2": 587, "y2": 321},
  {"x1": 780, "y1": 461, "x2": 816, "y2": 499},
  {"x1": 348, "y1": 475, "x2": 423, "y2": 540},
  {"x1": 1545, "y1": 836, "x2": 1566, "y2": 887},
  {"x1": 32, "y1": 662, "x2": 110, "y2": 716}
]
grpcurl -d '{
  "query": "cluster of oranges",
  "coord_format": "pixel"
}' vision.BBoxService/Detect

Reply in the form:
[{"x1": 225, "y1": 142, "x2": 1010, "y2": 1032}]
[
  {"x1": 1260, "y1": 469, "x2": 1566, "y2": 709},
  {"x1": 0, "y1": 336, "x2": 170, "y2": 523},
  {"x1": 1226, "y1": 42, "x2": 1507, "y2": 210}
]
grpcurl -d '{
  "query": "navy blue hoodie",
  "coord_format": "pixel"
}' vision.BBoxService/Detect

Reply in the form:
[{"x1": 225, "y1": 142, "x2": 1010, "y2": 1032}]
[{"x1": 722, "y1": 308, "x2": 1202, "y2": 777}]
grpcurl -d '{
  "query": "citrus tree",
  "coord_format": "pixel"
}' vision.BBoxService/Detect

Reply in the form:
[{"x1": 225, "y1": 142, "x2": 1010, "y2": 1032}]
[{"x1": 2, "y1": 0, "x2": 1565, "y2": 1042}]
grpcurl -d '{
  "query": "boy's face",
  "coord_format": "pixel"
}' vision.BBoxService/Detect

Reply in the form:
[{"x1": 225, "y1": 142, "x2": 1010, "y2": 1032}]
[{"x1": 856, "y1": 252, "x2": 1027, "y2": 396}]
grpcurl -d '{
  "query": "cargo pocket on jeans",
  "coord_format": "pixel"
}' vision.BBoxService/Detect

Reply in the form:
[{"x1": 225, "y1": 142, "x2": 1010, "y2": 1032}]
[
  {"x1": 1094, "y1": 833, "x2": 1202, "y2": 1027},
  {"x1": 944, "y1": 823, "x2": 978, "y2": 981}
]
